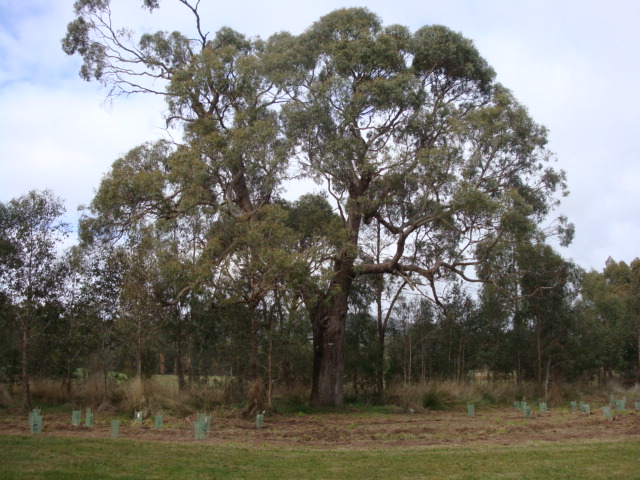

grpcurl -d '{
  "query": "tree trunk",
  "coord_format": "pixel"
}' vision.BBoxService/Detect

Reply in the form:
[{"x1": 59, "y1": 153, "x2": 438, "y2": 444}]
[
  {"x1": 250, "y1": 309, "x2": 259, "y2": 379},
  {"x1": 637, "y1": 322, "x2": 640, "y2": 382},
  {"x1": 21, "y1": 320, "x2": 31, "y2": 411},
  {"x1": 176, "y1": 340, "x2": 186, "y2": 392},
  {"x1": 65, "y1": 360, "x2": 73, "y2": 396},
  {"x1": 187, "y1": 338, "x2": 194, "y2": 390},
  {"x1": 376, "y1": 329, "x2": 385, "y2": 400},
  {"x1": 310, "y1": 308, "x2": 347, "y2": 407},
  {"x1": 535, "y1": 308, "x2": 542, "y2": 386},
  {"x1": 309, "y1": 272, "x2": 351, "y2": 407},
  {"x1": 136, "y1": 321, "x2": 142, "y2": 379},
  {"x1": 376, "y1": 282, "x2": 384, "y2": 400},
  {"x1": 308, "y1": 181, "x2": 366, "y2": 407}
]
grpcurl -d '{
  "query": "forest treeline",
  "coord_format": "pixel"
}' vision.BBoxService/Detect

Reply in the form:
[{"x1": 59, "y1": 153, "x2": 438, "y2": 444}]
[
  {"x1": 1, "y1": 2, "x2": 639, "y2": 410},
  {"x1": 1, "y1": 190, "x2": 639, "y2": 411}
]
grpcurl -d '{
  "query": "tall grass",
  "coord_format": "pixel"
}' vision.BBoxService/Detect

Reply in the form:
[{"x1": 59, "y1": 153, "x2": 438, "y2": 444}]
[
  {"x1": 383, "y1": 380, "x2": 639, "y2": 411},
  {"x1": 8, "y1": 376, "x2": 639, "y2": 415}
]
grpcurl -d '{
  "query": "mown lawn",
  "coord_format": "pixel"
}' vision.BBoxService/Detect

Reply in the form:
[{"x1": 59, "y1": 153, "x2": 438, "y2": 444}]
[{"x1": 0, "y1": 435, "x2": 638, "y2": 479}]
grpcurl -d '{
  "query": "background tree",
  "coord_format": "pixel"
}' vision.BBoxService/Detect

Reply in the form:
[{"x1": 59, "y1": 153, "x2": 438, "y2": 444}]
[
  {"x1": 580, "y1": 258, "x2": 640, "y2": 383},
  {"x1": 0, "y1": 190, "x2": 69, "y2": 410},
  {"x1": 515, "y1": 243, "x2": 580, "y2": 391}
]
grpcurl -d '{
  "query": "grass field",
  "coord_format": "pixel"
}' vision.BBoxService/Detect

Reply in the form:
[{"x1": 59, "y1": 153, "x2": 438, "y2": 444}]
[{"x1": 0, "y1": 435, "x2": 638, "y2": 479}]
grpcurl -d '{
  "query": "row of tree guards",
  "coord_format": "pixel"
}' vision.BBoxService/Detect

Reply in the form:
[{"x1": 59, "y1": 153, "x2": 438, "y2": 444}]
[
  {"x1": 27, "y1": 399, "x2": 640, "y2": 437},
  {"x1": 27, "y1": 409, "x2": 266, "y2": 439}
]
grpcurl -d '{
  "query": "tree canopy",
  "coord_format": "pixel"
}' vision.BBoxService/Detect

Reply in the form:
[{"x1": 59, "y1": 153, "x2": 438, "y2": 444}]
[{"x1": 63, "y1": 1, "x2": 572, "y2": 406}]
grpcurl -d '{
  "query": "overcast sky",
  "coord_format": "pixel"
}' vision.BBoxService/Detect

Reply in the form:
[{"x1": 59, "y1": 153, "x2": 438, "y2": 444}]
[{"x1": 1, "y1": 0, "x2": 639, "y2": 272}]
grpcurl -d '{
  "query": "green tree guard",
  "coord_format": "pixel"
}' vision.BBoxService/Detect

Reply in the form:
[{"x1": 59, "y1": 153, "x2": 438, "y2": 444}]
[
  {"x1": 154, "y1": 415, "x2": 163, "y2": 428},
  {"x1": 194, "y1": 421, "x2": 206, "y2": 440},
  {"x1": 72, "y1": 410, "x2": 81, "y2": 426},
  {"x1": 467, "y1": 404, "x2": 475, "y2": 417},
  {"x1": 256, "y1": 414, "x2": 264, "y2": 429},
  {"x1": 85, "y1": 412, "x2": 93, "y2": 427},
  {"x1": 603, "y1": 407, "x2": 612, "y2": 419},
  {"x1": 29, "y1": 411, "x2": 42, "y2": 434},
  {"x1": 111, "y1": 420, "x2": 120, "y2": 439}
]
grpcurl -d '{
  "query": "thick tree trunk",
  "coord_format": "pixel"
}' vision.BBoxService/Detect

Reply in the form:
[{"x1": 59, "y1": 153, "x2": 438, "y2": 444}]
[
  {"x1": 308, "y1": 179, "x2": 366, "y2": 407},
  {"x1": 310, "y1": 307, "x2": 347, "y2": 407},
  {"x1": 309, "y1": 272, "x2": 351, "y2": 407}
]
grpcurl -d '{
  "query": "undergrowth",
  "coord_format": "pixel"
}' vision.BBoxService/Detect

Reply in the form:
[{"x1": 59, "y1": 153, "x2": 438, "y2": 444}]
[{"x1": 2, "y1": 377, "x2": 638, "y2": 417}]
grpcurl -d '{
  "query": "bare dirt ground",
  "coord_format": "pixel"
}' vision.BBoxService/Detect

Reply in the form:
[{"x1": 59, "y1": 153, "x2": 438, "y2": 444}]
[{"x1": 2, "y1": 406, "x2": 640, "y2": 449}]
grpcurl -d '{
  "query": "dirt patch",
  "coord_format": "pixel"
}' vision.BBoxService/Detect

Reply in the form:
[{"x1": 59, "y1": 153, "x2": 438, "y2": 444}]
[{"x1": 2, "y1": 407, "x2": 640, "y2": 449}]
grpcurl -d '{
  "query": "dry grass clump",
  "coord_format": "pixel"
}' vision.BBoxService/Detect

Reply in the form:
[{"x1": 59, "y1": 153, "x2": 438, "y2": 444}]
[
  {"x1": 385, "y1": 380, "x2": 544, "y2": 411},
  {"x1": 382, "y1": 380, "x2": 640, "y2": 412},
  {"x1": 114, "y1": 376, "x2": 244, "y2": 418},
  {"x1": 118, "y1": 377, "x2": 146, "y2": 412},
  {"x1": 30, "y1": 378, "x2": 72, "y2": 405},
  {"x1": 0, "y1": 385, "x2": 13, "y2": 407},
  {"x1": 77, "y1": 374, "x2": 113, "y2": 408},
  {"x1": 242, "y1": 378, "x2": 267, "y2": 418}
]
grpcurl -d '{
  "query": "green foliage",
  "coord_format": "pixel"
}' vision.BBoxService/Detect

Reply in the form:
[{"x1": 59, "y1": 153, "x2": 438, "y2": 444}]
[
  {"x1": 578, "y1": 257, "x2": 640, "y2": 381},
  {"x1": 57, "y1": 3, "x2": 577, "y2": 407}
]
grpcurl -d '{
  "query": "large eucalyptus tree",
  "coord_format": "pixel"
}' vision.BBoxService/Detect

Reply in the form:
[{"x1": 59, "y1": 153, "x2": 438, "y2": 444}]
[
  {"x1": 64, "y1": 2, "x2": 571, "y2": 406},
  {"x1": 276, "y1": 9, "x2": 571, "y2": 405}
]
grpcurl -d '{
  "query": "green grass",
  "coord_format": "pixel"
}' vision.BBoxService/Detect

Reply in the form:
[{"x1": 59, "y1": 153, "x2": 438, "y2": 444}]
[{"x1": 0, "y1": 435, "x2": 638, "y2": 479}]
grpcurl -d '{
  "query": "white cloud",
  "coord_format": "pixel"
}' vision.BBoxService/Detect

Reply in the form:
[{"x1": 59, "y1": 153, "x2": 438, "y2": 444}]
[{"x1": 0, "y1": 80, "x2": 167, "y2": 224}]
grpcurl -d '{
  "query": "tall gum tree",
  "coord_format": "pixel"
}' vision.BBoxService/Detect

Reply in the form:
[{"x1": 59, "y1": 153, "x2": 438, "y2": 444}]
[
  {"x1": 66, "y1": 1, "x2": 294, "y2": 389},
  {"x1": 275, "y1": 9, "x2": 571, "y2": 406},
  {"x1": 64, "y1": 3, "x2": 571, "y2": 407}
]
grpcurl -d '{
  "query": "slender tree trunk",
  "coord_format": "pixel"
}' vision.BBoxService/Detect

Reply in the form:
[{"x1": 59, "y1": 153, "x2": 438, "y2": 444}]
[
  {"x1": 187, "y1": 338, "x2": 194, "y2": 390},
  {"x1": 544, "y1": 358, "x2": 551, "y2": 399},
  {"x1": 408, "y1": 334, "x2": 412, "y2": 383},
  {"x1": 250, "y1": 309, "x2": 259, "y2": 379},
  {"x1": 637, "y1": 322, "x2": 640, "y2": 382},
  {"x1": 535, "y1": 309, "x2": 542, "y2": 386},
  {"x1": 376, "y1": 281, "x2": 384, "y2": 400},
  {"x1": 66, "y1": 360, "x2": 73, "y2": 396},
  {"x1": 21, "y1": 318, "x2": 31, "y2": 411},
  {"x1": 267, "y1": 320, "x2": 273, "y2": 413},
  {"x1": 136, "y1": 321, "x2": 142, "y2": 379},
  {"x1": 176, "y1": 340, "x2": 186, "y2": 392}
]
